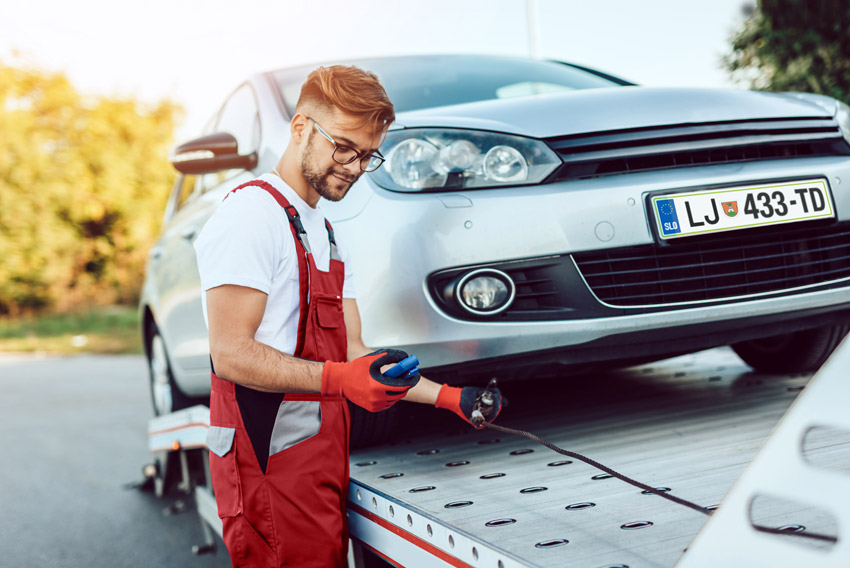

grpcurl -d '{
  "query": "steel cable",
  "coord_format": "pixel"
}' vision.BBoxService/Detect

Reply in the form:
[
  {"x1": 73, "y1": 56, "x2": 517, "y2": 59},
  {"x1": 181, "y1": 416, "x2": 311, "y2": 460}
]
[
  {"x1": 483, "y1": 422, "x2": 713, "y2": 515},
  {"x1": 483, "y1": 421, "x2": 838, "y2": 545}
]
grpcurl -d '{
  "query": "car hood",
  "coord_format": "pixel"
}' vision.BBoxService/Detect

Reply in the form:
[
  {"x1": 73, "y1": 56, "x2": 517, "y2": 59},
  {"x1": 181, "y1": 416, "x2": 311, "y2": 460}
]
[{"x1": 392, "y1": 87, "x2": 837, "y2": 139}]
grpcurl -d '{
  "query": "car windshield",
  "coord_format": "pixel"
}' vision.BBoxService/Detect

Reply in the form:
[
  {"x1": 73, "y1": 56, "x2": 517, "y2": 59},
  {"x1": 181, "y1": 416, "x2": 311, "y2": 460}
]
[{"x1": 270, "y1": 55, "x2": 628, "y2": 116}]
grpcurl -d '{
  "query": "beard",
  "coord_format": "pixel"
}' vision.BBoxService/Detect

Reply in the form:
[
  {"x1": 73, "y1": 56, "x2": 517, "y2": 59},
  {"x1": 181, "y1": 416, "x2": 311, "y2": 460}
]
[{"x1": 300, "y1": 133, "x2": 360, "y2": 202}]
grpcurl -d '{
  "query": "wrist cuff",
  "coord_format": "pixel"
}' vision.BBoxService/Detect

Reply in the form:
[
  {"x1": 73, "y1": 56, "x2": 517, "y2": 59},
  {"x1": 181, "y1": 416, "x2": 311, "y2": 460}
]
[
  {"x1": 320, "y1": 361, "x2": 343, "y2": 396},
  {"x1": 435, "y1": 384, "x2": 462, "y2": 410}
]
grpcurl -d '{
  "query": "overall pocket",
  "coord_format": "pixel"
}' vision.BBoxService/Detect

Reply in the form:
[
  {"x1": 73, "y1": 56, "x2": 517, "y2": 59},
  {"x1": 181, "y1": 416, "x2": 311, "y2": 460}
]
[
  {"x1": 315, "y1": 296, "x2": 343, "y2": 329},
  {"x1": 310, "y1": 296, "x2": 347, "y2": 362},
  {"x1": 206, "y1": 426, "x2": 242, "y2": 518}
]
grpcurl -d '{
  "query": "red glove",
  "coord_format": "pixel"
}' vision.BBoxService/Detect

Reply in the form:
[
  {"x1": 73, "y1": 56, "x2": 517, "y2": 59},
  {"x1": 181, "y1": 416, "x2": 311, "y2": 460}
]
[
  {"x1": 435, "y1": 383, "x2": 502, "y2": 429},
  {"x1": 322, "y1": 349, "x2": 420, "y2": 412}
]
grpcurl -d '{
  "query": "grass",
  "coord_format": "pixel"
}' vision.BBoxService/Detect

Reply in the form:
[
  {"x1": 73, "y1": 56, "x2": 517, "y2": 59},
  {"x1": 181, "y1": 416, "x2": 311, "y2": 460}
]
[{"x1": 0, "y1": 306, "x2": 143, "y2": 355}]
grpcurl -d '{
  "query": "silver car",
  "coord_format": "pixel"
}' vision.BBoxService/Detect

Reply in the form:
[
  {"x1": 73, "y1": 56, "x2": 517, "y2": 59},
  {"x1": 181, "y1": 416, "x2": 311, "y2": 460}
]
[{"x1": 141, "y1": 54, "x2": 850, "y2": 438}]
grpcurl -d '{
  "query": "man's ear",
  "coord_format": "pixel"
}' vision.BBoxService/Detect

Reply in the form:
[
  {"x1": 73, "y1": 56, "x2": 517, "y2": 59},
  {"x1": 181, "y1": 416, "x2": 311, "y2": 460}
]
[{"x1": 290, "y1": 113, "x2": 310, "y2": 142}]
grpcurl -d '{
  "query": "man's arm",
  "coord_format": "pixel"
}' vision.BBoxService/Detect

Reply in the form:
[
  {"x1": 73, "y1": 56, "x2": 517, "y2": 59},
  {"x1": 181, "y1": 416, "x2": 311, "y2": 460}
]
[
  {"x1": 207, "y1": 284, "x2": 323, "y2": 393},
  {"x1": 343, "y1": 297, "x2": 441, "y2": 405}
]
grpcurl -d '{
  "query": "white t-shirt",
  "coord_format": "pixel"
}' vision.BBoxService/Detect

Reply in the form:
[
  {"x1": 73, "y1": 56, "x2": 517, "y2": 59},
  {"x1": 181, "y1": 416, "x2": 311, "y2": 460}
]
[{"x1": 194, "y1": 173, "x2": 356, "y2": 356}]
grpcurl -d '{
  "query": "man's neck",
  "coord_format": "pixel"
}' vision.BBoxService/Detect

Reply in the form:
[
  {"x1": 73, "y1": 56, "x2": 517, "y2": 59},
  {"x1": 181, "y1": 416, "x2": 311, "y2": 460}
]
[{"x1": 275, "y1": 158, "x2": 320, "y2": 209}]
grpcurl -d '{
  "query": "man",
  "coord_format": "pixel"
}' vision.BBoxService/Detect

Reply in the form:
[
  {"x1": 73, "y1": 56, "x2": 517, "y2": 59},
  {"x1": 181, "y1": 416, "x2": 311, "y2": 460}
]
[{"x1": 194, "y1": 65, "x2": 502, "y2": 567}]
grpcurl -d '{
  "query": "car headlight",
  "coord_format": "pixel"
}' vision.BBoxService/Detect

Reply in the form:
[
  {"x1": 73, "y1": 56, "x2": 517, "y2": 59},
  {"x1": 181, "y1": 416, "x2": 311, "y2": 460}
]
[
  {"x1": 370, "y1": 128, "x2": 561, "y2": 191},
  {"x1": 837, "y1": 102, "x2": 850, "y2": 146}
]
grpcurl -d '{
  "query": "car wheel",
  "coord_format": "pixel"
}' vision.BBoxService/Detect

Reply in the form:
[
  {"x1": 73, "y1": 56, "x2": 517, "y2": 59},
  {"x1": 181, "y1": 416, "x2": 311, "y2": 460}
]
[
  {"x1": 348, "y1": 401, "x2": 402, "y2": 449},
  {"x1": 731, "y1": 324, "x2": 850, "y2": 374},
  {"x1": 146, "y1": 322, "x2": 194, "y2": 416}
]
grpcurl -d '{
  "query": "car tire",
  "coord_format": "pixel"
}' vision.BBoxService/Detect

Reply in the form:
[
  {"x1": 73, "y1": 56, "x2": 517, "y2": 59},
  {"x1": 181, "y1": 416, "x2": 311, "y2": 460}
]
[
  {"x1": 146, "y1": 321, "x2": 197, "y2": 416},
  {"x1": 348, "y1": 401, "x2": 402, "y2": 449},
  {"x1": 731, "y1": 324, "x2": 850, "y2": 374}
]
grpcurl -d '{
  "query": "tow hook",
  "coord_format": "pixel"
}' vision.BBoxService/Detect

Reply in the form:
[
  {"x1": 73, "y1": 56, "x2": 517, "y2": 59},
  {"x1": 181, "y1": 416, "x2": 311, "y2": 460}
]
[{"x1": 471, "y1": 378, "x2": 499, "y2": 429}]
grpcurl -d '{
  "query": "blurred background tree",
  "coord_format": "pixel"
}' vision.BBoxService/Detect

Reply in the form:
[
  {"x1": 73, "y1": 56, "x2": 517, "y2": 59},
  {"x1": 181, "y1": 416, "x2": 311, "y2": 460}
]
[
  {"x1": 0, "y1": 61, "x2": 182, "y2": 316},
  {"x1": 726, "y1": 0, "x2": 850, "y2": 103}
]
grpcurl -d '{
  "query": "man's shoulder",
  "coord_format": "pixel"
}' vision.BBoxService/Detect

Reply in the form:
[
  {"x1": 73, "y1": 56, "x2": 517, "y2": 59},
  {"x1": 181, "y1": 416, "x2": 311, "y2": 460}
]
[
  {"x1": 207, "y1": 184, "x2": 286, "y2": 229},
  {"x1": 221, "y1": 183, "x2": 284, "y2": 211},
  {"x1": 196, "y1": 183, "x2": 291, "y2": 253}
]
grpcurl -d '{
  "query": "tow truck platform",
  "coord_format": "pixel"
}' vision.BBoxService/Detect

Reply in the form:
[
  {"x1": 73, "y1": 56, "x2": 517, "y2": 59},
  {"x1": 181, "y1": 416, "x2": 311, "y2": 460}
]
[{"x1": 147, "y1": 345, "x2": 850, "y2": 567}]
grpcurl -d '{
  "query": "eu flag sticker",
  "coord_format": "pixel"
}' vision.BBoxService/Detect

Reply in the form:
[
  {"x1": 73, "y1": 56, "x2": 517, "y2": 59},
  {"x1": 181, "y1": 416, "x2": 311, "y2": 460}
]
[{"x1": 655, "y1": 198, "x2": 681, "y2": 236}]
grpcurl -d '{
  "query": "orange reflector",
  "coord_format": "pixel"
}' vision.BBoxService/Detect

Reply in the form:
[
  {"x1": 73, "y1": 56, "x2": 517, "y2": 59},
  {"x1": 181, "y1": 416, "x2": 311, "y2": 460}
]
[{"x1": 172, "y1": 441, "x2": 181, "y2": 451}]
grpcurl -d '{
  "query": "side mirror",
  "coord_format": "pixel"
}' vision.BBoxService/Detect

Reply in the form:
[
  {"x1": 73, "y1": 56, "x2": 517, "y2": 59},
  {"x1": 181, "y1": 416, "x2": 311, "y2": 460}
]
[{"x1": 169, "y1": 132, "x2": 258, "y2": 174}]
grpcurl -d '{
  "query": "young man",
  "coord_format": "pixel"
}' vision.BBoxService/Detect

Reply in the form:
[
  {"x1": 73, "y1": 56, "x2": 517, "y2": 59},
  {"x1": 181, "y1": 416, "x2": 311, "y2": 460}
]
[{"x1": 194, "y1": 65, "x2": 502, "y2": 567}]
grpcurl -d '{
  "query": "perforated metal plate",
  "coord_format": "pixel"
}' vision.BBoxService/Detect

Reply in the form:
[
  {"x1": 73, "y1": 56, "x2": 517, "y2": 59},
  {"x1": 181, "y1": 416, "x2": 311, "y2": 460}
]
[{"x1": 349, "y1": 348, "x2": 834, "y2": 567}]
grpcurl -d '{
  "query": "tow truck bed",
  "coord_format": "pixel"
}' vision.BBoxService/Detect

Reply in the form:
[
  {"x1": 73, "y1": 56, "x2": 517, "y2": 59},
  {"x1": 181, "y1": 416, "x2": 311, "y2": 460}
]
[{"x1": 347, "y1": 347, "x2": 832, "y2": 567}]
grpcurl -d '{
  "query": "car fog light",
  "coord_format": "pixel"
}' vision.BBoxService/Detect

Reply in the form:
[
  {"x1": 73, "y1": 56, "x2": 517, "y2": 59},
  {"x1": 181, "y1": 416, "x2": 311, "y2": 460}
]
[
  {"x1": 456, "y1": 269, "x2": 516, "y2": 316},
  {"x1": 483, "y1": 145, "x2": 528, "y2": 183}
]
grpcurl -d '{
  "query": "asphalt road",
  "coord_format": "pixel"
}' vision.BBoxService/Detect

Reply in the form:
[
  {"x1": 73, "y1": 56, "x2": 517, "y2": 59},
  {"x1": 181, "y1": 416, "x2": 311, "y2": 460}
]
[{"x1": 0, "y1": 354, "x2": 230, "y2": 568}]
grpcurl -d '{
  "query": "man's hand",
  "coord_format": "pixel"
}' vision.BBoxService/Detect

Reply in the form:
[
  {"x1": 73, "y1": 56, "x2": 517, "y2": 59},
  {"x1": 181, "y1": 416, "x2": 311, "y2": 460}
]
[
  {"x1": 435, "y1": 383, "x2": 503, "y2": 429},
  {"x1": 322, "y1": 349, "x2": 421, "y2": 412}
]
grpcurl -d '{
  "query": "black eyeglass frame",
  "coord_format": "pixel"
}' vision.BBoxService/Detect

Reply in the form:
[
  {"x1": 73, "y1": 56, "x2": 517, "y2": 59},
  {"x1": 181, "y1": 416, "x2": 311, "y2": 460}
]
[{"x1": 307, "y1": 117, "x2": 385, "y2": 172}]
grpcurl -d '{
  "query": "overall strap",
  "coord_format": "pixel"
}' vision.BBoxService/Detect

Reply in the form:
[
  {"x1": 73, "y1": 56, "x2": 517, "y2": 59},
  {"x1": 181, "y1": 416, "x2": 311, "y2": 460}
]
[
  {"x1": 324, "y1": 219, "x2": 341, "y2": 262},
  {"x1": 284, "y1": 206, "x2": 311, "y2": 255},
  {"x1": 226, "y1": 180, "x2": 310, "y2": 354}
]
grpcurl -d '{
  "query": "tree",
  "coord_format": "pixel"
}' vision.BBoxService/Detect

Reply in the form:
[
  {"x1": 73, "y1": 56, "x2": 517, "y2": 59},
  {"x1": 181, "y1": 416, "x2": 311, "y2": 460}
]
[
  {"x1": 0, "y1": 61, "x2": 182, "y2": 315},
  {"x1": 725, "y1": 0, "x2": 850, "y2": 103}
]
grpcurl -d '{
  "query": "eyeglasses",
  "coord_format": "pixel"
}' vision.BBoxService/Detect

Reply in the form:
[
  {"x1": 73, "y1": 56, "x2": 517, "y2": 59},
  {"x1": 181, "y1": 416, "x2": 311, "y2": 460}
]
[{"x1": 307, "y1": 117, "x2": 385, "y2": 172}]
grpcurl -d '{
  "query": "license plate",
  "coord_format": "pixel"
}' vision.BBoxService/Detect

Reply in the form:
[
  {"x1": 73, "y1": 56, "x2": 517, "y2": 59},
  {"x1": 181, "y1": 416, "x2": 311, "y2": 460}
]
[{"x1": 651, "y1": 178, "x2": 834, "y2": 240}]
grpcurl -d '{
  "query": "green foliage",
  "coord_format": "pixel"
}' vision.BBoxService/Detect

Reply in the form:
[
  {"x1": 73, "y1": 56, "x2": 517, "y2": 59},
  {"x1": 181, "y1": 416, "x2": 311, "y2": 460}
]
[
  {"x1": 725, "y1": 0, "x2": 850, "y2": 103},
  {"x1": 0, "y1": 61, "x2": 183, "y2": 315},
  {"x1": 0, "y1": 305, "x2": 141, "y2": 354}
]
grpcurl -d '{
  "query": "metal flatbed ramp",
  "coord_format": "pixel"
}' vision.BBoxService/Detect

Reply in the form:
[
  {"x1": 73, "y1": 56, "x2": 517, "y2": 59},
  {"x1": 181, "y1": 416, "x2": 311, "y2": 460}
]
[
  {"x1": 679, "y1": 337, "x2": 850, "y2": 567},
  {"x1": 347, "y1": 347, "x2": 819, "y2": 568}
]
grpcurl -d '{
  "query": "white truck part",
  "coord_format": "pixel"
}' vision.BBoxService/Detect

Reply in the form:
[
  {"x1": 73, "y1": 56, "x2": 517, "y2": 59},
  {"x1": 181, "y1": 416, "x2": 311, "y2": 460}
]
[{"x1": 679, "y1": 336, "x2": 850, "y2": 567}]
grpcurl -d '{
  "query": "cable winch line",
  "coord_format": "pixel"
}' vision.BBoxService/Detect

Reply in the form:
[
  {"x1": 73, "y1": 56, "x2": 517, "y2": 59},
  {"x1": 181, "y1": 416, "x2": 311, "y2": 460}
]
[
  {"x1": 483, "y1": 422, "x2": 713, "y2": 516},
  {"x1": 754, "y1": 525, "x2": 838, "y2": 544},
  {"x1": 483, "y1": 422, "x2": 840, "y2": 545}
]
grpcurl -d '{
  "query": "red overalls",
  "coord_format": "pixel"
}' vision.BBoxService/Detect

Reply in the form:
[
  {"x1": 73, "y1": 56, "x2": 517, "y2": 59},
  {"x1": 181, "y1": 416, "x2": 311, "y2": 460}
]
[{"x1": 205, "y1": 180, "x2": 350, "y2": 567}]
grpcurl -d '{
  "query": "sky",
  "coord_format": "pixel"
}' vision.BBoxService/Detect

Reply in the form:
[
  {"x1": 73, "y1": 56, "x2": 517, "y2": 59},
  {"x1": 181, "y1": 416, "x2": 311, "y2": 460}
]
[{"x1": 1, "y1": 0, "x2": 752, "y2": 140}]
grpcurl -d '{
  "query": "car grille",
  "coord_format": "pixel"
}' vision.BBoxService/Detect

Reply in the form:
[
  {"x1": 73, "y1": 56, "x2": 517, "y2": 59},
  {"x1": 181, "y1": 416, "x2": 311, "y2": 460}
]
[
  {"x1": 572, "y1": 222, "x2": 850, "y2": 307},
  {"x1": 544, "y1": 118, "x2": 850, "y2": 180}
]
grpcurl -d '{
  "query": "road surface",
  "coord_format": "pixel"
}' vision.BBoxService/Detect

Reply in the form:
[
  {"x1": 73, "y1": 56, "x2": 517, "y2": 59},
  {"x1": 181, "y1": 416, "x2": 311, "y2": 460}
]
[{"x1": 0, "y1": 354, "x2": 230, "y2": 568}]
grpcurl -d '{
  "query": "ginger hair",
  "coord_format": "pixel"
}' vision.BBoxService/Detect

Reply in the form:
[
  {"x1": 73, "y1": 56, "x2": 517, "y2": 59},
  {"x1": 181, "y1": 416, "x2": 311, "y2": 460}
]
[{"x1": 295, "y1": 65, "x2": 395, "y2": 134}]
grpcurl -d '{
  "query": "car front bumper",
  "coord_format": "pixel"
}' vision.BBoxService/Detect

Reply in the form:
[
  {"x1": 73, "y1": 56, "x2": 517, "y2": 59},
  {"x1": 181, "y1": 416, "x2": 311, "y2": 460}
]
[{"x1": 326, "y1": 156, "x2": 850, "y2": 379}]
